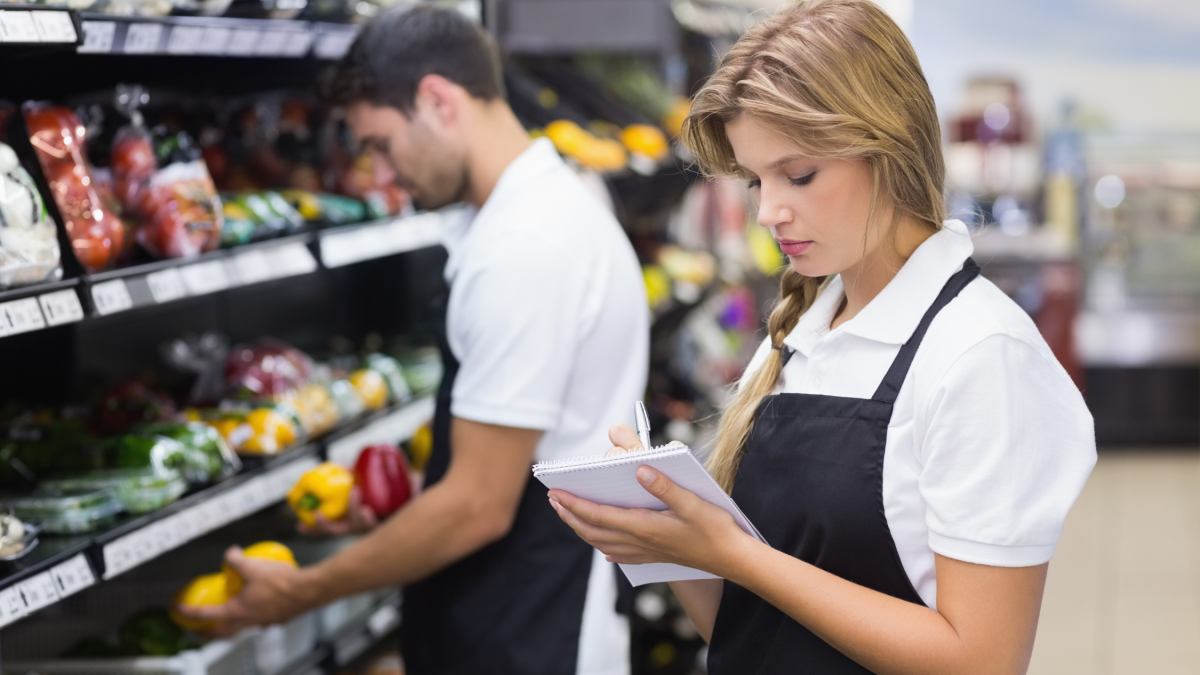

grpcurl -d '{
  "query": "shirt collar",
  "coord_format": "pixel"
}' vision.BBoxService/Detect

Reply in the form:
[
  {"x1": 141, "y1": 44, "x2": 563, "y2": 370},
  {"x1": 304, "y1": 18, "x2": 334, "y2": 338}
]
[
  {"x1": 444, "y1": 138, "x2": 562, "y2": 282},
  {"x1": 782, "y1": 219, "x2": 974, "y2": 350}
]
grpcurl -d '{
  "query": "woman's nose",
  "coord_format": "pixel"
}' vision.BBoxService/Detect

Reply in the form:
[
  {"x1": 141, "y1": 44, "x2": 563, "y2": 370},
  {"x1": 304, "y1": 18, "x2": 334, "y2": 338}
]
[{"x1": 756, "y1": 186, "x2": 792, "y2": 228}]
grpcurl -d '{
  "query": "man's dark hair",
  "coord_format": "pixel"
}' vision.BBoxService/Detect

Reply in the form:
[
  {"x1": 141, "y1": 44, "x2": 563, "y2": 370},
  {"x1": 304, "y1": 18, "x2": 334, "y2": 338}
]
[{"x1": 321, "y1": 4, "x2": 505, "y2": 112}]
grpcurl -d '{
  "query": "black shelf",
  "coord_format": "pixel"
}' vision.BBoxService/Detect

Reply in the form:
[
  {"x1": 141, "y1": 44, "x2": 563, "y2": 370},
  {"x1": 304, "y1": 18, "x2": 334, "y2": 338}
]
[{"x1": 0, "y1": 395, "x2": 432, "y2": 630}]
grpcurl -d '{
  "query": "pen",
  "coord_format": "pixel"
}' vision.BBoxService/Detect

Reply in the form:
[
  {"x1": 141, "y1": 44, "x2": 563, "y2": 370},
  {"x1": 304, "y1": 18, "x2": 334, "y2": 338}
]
[{"x1": 635, "y1": 401, "x2": 652, "y2": 450}]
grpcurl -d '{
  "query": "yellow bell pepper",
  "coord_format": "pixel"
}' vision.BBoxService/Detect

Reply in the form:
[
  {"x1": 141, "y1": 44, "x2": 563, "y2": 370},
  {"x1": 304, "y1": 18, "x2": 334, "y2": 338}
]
[
  {"x1": 170, "y1": 573, "x2": 230, "y2": 632},
  {"x1": 287, "y1": 463, "x2": 354, "y2": 526},
  {"x1": 349, "y1": 369, "x2": 388, "y2": 411},
  {"x1": 236, "y1": 408, "x2": 298, "y2": 455},
  {"x1": 224, "y1": 541, "x2": 298, "y2": 596},
  {"x1": 407, "y1": 424, "x2": 433, "y2": 473},
  {"x1": 621, "y1": 124, "x2": 669, "y2": 161}
]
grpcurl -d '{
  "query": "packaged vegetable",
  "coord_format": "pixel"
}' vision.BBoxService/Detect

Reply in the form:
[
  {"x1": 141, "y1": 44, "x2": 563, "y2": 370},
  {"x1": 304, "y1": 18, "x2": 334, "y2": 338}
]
[
  {"x1": 6, "y1": 488, "x2": 123, "y2": 534},
  {"x1": 107, "y1": 434, "x2": 190, "y2": 474},
  {"x1": 0, "y1": 142, "x2": 61, "y2": 288},
  {"x1": 291, "y1": 383, "x2": 340, "y2": 436},
  {"x1": 225, "y1": 340, "x2": 312, "y2": 400},
  {"x1": 354, "y1": 444, "x2": 411, "y2": 517},
  {"x1": 23, "y1": 103, "x2": 126, "y2": 272},
  {"x1": 329, "y1": 379, "x2": 365, "y2": 420},
  {"x1": 365, "y1": 354, "x2": 412, "y2": 405},
  {"x1": 137, "y1": 421, "x2": 241, "y2": 482},
  {"x1": 287, "y1": 463, "x2": 353, "y2": 526},
  {"x1": 208, "y1": 407, "x2": 298, "y2": 455},
  {"x1": 349, "y1": 369, "x2": 387, "y2": 411},
  {"x1": 43, "y1": 467, "x2": 188, "y2": 514},
  {"x1": 223, "y1": 541, "x2": 297, "y2": 596}
]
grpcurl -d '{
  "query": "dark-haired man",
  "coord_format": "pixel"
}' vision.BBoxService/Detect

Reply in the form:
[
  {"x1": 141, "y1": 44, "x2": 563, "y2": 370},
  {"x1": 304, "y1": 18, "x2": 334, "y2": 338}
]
[{"x1": 178, "y1": 5, "x2": 647, "y2": 675}]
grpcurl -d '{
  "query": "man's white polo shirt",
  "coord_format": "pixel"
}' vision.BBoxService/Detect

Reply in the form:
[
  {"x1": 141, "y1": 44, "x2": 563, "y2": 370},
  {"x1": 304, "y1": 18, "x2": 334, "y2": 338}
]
[
  {"x1": 443, "y1": 138, "x2": 648, "y2": 675},
  {"x1": 742, "y1": 219, "x2": 1096, "y2": 609}
]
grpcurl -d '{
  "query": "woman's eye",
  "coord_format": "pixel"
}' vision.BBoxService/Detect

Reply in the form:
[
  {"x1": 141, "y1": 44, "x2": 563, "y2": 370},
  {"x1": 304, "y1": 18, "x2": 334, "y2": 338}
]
[
  {"x1": 747, "y1": 178, "x2": 761, "y2": 189},
  {"x1": 789, "y1": 172, "x2": 817, "y2": 187}
]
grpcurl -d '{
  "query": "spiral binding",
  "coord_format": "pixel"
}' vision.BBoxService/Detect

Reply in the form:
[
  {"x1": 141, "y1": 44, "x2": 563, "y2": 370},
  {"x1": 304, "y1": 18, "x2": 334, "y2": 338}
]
[{"x1": 532, "y1": 440, "x2": 691, "y2": 476}]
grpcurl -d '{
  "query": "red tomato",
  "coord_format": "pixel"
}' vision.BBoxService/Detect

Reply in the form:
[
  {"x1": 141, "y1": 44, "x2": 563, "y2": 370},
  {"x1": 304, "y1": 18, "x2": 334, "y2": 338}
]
[
  {"x1": 112, "y1": 133, "x2": 156, "y2": 179},
  {"x1": 354, "y1": 445, "x2": 412, "y2": 517}
]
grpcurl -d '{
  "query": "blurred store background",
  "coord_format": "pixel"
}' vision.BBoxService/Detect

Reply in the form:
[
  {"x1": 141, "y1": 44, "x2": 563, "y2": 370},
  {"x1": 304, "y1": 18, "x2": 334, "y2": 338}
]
[{"x1": 0, "y1": 0, "x2": 1195, "y2": 674}]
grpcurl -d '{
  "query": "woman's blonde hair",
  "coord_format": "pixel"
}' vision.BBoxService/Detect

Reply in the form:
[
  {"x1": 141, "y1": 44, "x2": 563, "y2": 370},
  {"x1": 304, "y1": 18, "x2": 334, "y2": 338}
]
[{"x1": 682, "y1": 0, "x2": 947, "y2": 491}]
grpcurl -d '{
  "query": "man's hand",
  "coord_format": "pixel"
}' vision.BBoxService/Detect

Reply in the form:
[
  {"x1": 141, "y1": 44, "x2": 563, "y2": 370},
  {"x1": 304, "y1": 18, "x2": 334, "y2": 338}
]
[
  {"x1": 298, "y1": 486, "x2": 379, "y2": 537},
  {"x1": 173, "y1": 546, "x2": 317, "y2": 636}
]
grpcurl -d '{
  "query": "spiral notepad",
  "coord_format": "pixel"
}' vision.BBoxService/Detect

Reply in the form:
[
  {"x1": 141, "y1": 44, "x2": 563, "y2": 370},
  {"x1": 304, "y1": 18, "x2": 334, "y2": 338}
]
[{"x1": 533, "y1": 442, "x2": 764, "y2": 586}]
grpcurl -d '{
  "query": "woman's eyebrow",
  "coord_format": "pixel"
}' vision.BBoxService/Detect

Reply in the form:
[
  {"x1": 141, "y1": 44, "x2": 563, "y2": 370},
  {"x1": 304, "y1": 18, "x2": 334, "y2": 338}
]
[{"x1": 766, "y1": 154, "x2": 813, "y2": 170}]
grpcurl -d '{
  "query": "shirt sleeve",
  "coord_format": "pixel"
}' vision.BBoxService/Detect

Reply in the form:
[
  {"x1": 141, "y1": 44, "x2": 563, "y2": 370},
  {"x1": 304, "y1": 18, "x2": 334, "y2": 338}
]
[
  {"x1": 447, "y1": 248, "x2": 589, "y2": 431},
  {"x1": 916, "y1": 334, "x2": 1097, "y2": 567}
]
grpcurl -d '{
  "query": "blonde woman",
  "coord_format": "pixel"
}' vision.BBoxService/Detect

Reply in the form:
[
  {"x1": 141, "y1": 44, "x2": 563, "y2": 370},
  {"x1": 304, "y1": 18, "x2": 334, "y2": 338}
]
[{"x1": 548, "y1": 1, "x2": 1096, "y2": 673}]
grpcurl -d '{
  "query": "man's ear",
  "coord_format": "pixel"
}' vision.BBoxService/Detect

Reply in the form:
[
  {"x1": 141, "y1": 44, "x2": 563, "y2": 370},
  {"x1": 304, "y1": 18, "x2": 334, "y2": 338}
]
[{"x1": 413, "y1": 74, "x2": 462, "y2": 128}]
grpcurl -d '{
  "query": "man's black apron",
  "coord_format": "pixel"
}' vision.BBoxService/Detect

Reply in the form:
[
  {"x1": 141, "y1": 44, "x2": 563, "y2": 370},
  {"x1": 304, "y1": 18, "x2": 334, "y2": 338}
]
[
  {"x1": 708, "y1": 260, "x2": 980, "y2": 674},
  {"x1": 400, "y1": 287, "x2": 595, "y2": 675}
]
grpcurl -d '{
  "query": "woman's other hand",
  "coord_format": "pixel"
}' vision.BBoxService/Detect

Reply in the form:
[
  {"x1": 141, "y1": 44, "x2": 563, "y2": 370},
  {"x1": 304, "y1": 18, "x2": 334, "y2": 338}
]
[{"x1": 548, "y1": 462, "x2": 755, "y2": 578}]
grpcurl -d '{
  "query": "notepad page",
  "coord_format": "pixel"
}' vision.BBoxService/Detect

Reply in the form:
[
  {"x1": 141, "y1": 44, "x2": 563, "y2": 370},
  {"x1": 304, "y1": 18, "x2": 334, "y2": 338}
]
[{"x1": 534, "y1": 444, "x2": 763, "y2": 586}]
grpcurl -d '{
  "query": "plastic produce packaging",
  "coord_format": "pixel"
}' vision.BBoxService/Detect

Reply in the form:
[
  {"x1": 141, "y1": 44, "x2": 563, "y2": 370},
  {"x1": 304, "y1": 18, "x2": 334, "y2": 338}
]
[
  {"x1": 225, "y1": 339, "x2": 313, "y2": 400},
  {"x1": 0, "y1": 142, "x2": 61, "y2": 288},
  {"x1": 138, "y1": 421, "x2": 241, "y2": 482},
  {"x1": 23, "y1": 103, "x2": 126, "y2": 272},
  {"x1": 6, "y1": 488, "x2": 123, "y2": 534},
  {"x1": 111, "y1": 123, "x2": 223, "y2": 259},
  {"x1": 42, "y1": 467, "x2": 187, "y2": 514}
]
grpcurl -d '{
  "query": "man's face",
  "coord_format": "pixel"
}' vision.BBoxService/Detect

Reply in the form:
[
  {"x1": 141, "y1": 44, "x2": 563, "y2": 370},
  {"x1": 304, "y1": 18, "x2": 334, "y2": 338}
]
[{"x1": 345, "y1": 101, "x2": 469, "y2": 211}]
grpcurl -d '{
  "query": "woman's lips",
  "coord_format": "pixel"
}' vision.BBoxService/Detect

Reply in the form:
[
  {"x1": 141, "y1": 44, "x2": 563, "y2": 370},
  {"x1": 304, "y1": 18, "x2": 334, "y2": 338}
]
[{"x1": 776, "y1": 239, "x2": 813, "y2": 256}]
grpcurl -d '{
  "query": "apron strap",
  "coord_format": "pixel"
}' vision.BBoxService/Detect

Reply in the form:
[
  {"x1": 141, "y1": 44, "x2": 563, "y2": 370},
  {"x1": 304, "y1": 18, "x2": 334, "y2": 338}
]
[{"x1": 871, "y1": 258, "x2": 981, "y2": 404}]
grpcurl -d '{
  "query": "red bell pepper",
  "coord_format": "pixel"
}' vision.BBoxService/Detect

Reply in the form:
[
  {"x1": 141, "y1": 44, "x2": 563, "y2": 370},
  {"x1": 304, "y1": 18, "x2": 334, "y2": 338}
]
[{"x1": 354, "y1": 444, "x2": 412, "y2": 517}]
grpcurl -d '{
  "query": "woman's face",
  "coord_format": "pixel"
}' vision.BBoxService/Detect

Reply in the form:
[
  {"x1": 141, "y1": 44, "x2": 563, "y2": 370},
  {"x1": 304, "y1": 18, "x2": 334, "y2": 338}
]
[{"x1": 725, "y1": 115, "x2": 888, "y2": 278}]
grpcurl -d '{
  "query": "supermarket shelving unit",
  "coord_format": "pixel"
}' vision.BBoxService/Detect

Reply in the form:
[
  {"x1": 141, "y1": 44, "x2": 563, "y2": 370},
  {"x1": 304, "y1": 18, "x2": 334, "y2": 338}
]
[{"x1": 0, "y1": 8, "x2": 454, "y2": 669}]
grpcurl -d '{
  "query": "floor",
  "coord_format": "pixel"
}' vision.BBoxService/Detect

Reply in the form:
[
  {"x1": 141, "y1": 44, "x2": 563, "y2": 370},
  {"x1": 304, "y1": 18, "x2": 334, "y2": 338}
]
[{"x1": 1028, "y1": 450, "x2": 1200, "y2": 675}]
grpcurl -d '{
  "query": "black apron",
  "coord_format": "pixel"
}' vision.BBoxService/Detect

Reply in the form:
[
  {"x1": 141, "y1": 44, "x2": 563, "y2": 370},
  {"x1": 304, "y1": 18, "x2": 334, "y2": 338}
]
[
  {"x1": 400, "y1": 287, "x2": 595, "y2": 675},
  {"x1": 708, "y1": 260, "x2": 981, "y2": 675}
]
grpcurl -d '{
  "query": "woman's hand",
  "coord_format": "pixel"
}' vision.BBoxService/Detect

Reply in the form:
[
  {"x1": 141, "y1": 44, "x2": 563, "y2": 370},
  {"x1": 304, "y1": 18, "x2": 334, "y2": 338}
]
[{"x1": 548, "y1": 423, "x2": 757, "y2": 578}]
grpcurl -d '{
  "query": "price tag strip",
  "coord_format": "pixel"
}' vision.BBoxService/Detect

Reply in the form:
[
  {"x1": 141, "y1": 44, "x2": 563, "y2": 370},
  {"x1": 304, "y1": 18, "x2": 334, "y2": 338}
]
[
  {"x1": 0, "y1": 297, "x2": 47, "y2": 337},
  {"x1": 146, "y1": 268, "x2": 189, "y2": 304},
  {"x1": 0, "y1": 11, "x2": 42, "y2": 43},
  {"x1": 39, "y1": 289, "x2": 84, "y2": 326},
  {"x1": 328, "y1": 397, "x2": 434, "y2": 467},
  {"x1": 91, "y1": 279, "x2": 134, "y2": 315},
  {"x1": 50, "y1": 554, "x2": 96, "y2": 599},
  {"x1": 122, "y1": 22, "x2": 163, "y2": 54},
  {"x1": 166, "y1": 24, "x2": 205, "y2": 54},
  {"x1": 102, "y1": 454, "x2": 319, "y2": 580},
  {"x1": 31, "y1": 10, "x2": 77, "y2": 43},
  {"x1": 314, "y1": 28, "x2": 356, "y2": 60},
  {"x1": 321, "y1": 212, "x2": 445, "y2": 269},
  {"x1": 180, "y1": 259, "x2": 230, "y2": 296},
  {"x1": 0, "y1": 585, "x2": 27, "y2": 628},
  {"x1": 78, "y1": 20, "x2": 116, "y2": 53}
]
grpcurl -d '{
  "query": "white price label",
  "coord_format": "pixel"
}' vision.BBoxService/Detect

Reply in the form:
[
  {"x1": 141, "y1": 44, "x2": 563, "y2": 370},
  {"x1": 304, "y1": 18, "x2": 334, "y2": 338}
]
[
  {"x1": 39, "y1": 289, "x2": 84, "y2": 326},
  {"x1": 50, "y1": 554, "x2": 95, "y2": 599},
  {"x1": 269, "y1": 243, "x2": 318, "y2": 278},
  {"x1": 123, "y1": 22, "x2": 163, "y2": 54},
  {"x1": 1, "y1": 11, "x2": 41, "y2": 43},
  {"x1": 197, "y1": 26, "x2": 231, "y2": 54},
  {"x1": 255, "y1": 30, "x2": 289, "y2": 56},
  {"x1": 230, "y1": 249, "x2": 271, "y2": 286},
  {"x1": 314, "y1": 30, "x2": 355, "y2": 59},
  {"x1": 166, "y1": 25, "x2": 205, "y2": 54},
  {"x1": 78, "y1": 21, "x2": 116, "y2": 53},
  {"x1": 0, "y1": 297, "x2": 46, "y2": 336},
  {"x1": 91, "y1": 279, "x2": 133, "y2": 315},
  {"x1": 0, "y1": 586, "x2": 26, "y2": 628},
  {"x1": 282, "y1": 30, "x2": 313, "y2": 56},
  {"x1": 146, "y1": 268, "x2": 188, "y2": 303},
  {"x1": 18, "y1": 573, "x2": 60, "y2": 612},
  {"x1": 31, "y1": 11, "x2": 77, "y2": 43},
  {"x1": 225, "y1": 28, "x2": 259, "y2": 55},
  {"x1": 180, "y1": 260, "x2": 229, "y2": 296},
  {"x1": 103, "y1": 537, "x2": 137, "y2": 579}
]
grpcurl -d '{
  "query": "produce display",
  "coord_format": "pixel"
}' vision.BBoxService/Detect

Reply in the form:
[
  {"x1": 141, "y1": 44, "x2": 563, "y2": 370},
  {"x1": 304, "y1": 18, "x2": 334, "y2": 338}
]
[
  {"x1": 0, "y1": 142, "x2": 61, "y2": 288},
  {"x1": 24, "y1": 103, "x2": 125, "y2": 272}
]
